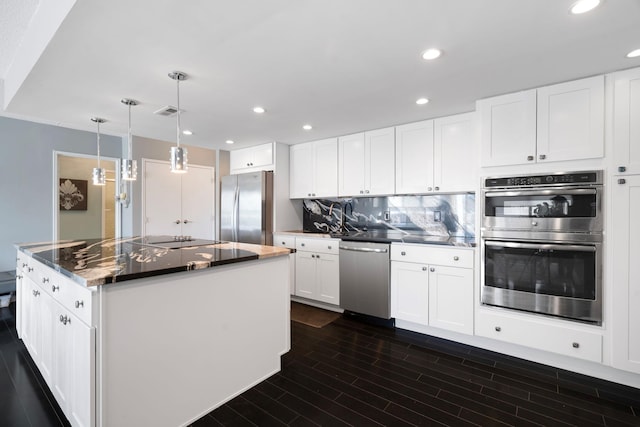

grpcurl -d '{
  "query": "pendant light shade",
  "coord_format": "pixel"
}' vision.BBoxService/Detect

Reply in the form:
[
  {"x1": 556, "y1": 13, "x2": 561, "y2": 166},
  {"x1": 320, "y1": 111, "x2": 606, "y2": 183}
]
[
  {"x1": 91, "y1": 117, "x2": 107, "y2": 186},
  {"x1": 121, "y1": 98, "x2": 138, "y2": 181},
  {"x1": 169, "y1": 71, "x2": 188, "y2": 173}
]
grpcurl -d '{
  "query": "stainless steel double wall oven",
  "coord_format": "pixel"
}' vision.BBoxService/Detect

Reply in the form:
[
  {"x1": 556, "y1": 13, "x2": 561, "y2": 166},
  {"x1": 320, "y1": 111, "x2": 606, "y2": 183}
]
[{"x1": 481, "y1": 171, "x2": 603, "y2": 324}]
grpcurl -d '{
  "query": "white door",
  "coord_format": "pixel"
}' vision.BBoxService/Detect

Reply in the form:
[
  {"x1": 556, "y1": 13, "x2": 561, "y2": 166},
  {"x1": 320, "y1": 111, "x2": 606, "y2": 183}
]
[
  {"x1": 366, "y1": 127, "x2": 395, "y2": 195},
  {"x1": 479, "y1": 89, "x2": 537, "y2": 167},
  {"x1": 290, "y1": 143, "x2": 314, "y2": 198},
  {"x1": 339, "y1": 133, "x2": 365, "y2": 197},
  {"x1": 316, "y1": 253, "x2": 339, "y2": 305},
  {"x1": 313, "y1": 138, "x2": 338, "y2": 198},
  {"x1": 611, "y1": 174, "x2": 640, "y2": 374},
  {"x1": 428, "y1": 265, "x2": 473, "y2": 335},
  {"x1": 143, "y1": 160, "x2": 182, "y2": 236},
  {"x1": 180, "y1": 165, "x2": 215, "y2": 239},
  {"x1": 391, "y1": 261, "x2": 429, "y2": 325},
  {"x1": 395, "y1": 120, "x2": 434, "y2": 194},
  {"x1": 613, "y1": 67, "x2": 640, "y2": 175},
  {"x1": 434, "y1": 113, "x2": 477, "y2": 193},
  {"x1": 295, "y1": 252, "x2": 316, "y2": 299},
  {"x1": 537, "y1": 75, "x2": 604, "y2": 163}
]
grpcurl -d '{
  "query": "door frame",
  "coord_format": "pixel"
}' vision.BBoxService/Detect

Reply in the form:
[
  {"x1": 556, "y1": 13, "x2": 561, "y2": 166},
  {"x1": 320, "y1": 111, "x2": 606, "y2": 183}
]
[{"x1": 53, "y1": 150, "x2": 121, "y2": 241}]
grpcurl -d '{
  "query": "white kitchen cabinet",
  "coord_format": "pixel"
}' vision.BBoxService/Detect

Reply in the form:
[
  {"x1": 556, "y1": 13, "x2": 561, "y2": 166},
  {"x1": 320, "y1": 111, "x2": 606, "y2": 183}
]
[
  {"x1": 479, "y1": 75, "x2": 604, "y2": 166},
  {"x1": 338, "y1": 127, "x2": 395, "y2": 197},
  {"x1": 143, "y1": 160, "x2": 214, "y2": 239},
  {"x1": 391, "y1": 244, "x2": 474, "y2": 334},
  {"x1": 273, "y1": 233, "x2": 296, "y2": 295},
  {"x1": 396, "y1": 114, "x2": 476, "y2": 194},
  {"x1": 295, "y1": 237, "x2": 339, "y2": 305},
  {"x1": 230, "y1": 142, "x2": 274, "y2": 174},
  {"x1": 475, "y1": 308, "x2": 602, "y2": 363},
  {"x1": 613, "y1": 67, "x2": 640, "y2": 175},
  {"x1": 611, "y1": 174, "x2": 640, "y2": 373},
  {"x1": 290, "y1": 138, "x2": 338, "y2": 199}
]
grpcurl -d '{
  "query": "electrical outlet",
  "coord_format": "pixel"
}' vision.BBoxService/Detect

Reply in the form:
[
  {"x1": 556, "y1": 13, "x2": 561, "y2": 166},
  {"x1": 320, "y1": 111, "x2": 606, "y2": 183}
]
[
  {"x1": 434, "y1": 210, "x2": 442, "y2": 222},
  {"x1": 384, "y1": 211, "x2": 390, "y2": 221}
]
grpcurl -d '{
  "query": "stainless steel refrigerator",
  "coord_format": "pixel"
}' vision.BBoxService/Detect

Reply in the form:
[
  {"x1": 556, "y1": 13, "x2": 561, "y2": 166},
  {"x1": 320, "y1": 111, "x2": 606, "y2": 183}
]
[{"x1": 220, "y1": 171, "x2": 274, "y2": 245}]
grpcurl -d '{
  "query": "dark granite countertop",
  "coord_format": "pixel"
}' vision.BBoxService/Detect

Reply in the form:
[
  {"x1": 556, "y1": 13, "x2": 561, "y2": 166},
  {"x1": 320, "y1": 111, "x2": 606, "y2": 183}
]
[{"x1": 16, "y1": 236, "x2": 290, "y2": 287}]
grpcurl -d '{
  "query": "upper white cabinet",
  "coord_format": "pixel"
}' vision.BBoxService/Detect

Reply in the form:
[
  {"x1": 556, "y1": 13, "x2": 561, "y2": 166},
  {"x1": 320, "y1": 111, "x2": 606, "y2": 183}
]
[
  {"x1": 396, "y1": 113, "x2": 476, "y2": 194},
  {"x1": 479, "y1": 75, "x2": 604, "y2": 167},
  {"x1": 290, "y1": 138, "x2": 338, "y2": 199},
  {"x1": 338, "y1": 127, "x2": 395, "y2": 197},
  {"x1": 230, "y1": 142, "x2": 274, "y2": 174},
  {"x1": 613, "y1": 67, "x2": 640, "y2": 175}
]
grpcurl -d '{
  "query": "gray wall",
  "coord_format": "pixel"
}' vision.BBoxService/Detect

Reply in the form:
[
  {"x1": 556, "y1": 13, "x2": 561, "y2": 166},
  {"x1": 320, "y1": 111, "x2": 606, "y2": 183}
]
[
  {"x1": 130, "y1": 136, "x2": 216, "y2": 236},
  {"x1": 0, "y1": 116, "x2": 122, "y2": 271}
]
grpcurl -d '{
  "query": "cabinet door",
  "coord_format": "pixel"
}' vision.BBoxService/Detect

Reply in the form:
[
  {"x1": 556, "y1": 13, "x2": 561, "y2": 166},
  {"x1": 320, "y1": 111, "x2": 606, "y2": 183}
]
[
  {"x1": 479, "y1": 90, "x2": 537, "y2": 166},
  {"x1": 52, "y1": 302, "x2": 72, "y2": 417},
  {"x1": 229, "y1": 147, "x2": 253, "y2": 171},
  {"x1": 181, "y1": 165, "x2": 215, "y2": 239},
  {"x1": 613, "y1": 67, "x2": 640, "y2": 175},
  {"x1": 313, "y1": 138, "x2": 338, "y2": 198},
  {"x1": 611, "y1": 175, "x2": 640, "y2": 373},
  {"x1": 68, "y1": 320, "x2": 96, "y2": 427},
  {"x1": 143, "y1": 160, "x2": 182, "y2": 236},
  {"x1": 21, "y1": 276, "x2": 38, "y2": 359},
  {"x1": 434, "y1": 113, "x2": 477, "y2": 192},
  {"x1": 428, "y1": 266, "x2": 473, "y2": 335},
  {"x1": 366, "y1": 127, "x2": 395, "y2": 195},
  {"x1": 338, "y1": 133, "x2": 365, "y2": 197},
  {"x1": 537, "y1": 75, "x2": 604, "y2": 163},
  {"x1": 395, "y1": 120, "x2": 434, "y2": 194},
  {"x1": 295, "y1": 251, "x2": 316, "y2": 299},
  {"x1": 316, "y1": 253, "x2": 339, "y2": 305},
  {"x1": 290, "y1": 143, "x2": 314, "y2": 198},
  {"x1": 251, "y1": 143, "x2": 274, "y2": 168},
  {"x1": 391, "y1": 261, "x2": 429, "y2": 325}
]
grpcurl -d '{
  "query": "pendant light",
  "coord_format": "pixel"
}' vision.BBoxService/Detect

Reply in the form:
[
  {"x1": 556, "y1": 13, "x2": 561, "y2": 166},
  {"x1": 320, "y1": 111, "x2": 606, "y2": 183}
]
[
  {"x1": 121, "y1": 98, "x2": 138, "y2": 180},
  {"x1": 91, "y1": 117, "x2": 107, "y2": 186},
  {"x1": 169, "y1": 71, "x2": 188, "y2": 173}
]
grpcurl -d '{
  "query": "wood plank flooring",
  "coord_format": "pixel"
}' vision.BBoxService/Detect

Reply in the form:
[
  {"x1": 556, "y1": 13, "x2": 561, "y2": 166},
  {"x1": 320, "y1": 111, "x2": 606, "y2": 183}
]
[{"x1": 1, "y1": 302, "x2": 639, "y2": 426}]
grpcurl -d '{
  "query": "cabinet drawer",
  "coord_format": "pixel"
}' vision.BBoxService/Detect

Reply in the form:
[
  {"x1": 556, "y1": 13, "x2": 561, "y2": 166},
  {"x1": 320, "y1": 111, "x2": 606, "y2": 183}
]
[
  {"x1": 391, "y1": 244, "x2": 473, "y2": 268},
  {"x1": 273, "y1": 235, "x2": 296, "y2": 248},
  {"x1": 476, "y1": 309, "x2": 602, "y2": 363},
  {"x1": 296, "y1": 238, "x2": 339, "y2": 254}
]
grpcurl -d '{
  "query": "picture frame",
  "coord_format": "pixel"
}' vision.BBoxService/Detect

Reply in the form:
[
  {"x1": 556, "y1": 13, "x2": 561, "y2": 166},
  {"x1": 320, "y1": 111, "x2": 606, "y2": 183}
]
[{"x1": 59, "y1": 178, "x2": 88, "y2": 211}]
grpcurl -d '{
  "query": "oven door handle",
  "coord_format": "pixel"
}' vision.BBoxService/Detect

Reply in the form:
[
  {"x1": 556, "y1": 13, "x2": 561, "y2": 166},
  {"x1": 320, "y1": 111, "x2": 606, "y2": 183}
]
[
  {"x1": 484, "y1": 240, "x2": 596, "y2": 252},
  {"x1": 484, "y1": 188, "x2": 597, "y2": 197}
]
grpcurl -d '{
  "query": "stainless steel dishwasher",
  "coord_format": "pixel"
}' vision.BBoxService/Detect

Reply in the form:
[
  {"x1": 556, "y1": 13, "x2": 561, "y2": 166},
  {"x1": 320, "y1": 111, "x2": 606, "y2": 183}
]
[{"x1": 339, "y1": 240, "x2": 391, "y2": 319}]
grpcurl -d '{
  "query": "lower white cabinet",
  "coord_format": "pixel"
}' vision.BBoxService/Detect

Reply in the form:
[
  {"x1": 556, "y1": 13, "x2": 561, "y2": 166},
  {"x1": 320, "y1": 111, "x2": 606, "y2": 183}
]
[
  {"x1": 19, "y1": 255, "x2": 96, "y2": 427},
  {"x1": 475, "y1": 309, "x2": 602, "y2": 363},
  {"x1": 273, "y1": 233, "x2": 296, "y2": 295},
  {"x1": 295, "y1": 237, "x2": 340, "y2": 305},
  {"x1": 391, "y1": 244, "x2": 474, "y2": 335}
]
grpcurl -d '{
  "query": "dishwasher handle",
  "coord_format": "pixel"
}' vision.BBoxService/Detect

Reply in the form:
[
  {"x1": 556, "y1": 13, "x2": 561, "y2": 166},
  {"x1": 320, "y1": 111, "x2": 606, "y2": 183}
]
[{"x1": 339, "y1": 245, "x2": 388, "y2": 253}]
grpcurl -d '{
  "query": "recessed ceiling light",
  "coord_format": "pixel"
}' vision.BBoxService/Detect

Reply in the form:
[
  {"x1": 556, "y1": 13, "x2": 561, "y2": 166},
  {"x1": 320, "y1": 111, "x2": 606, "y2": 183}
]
[
  {"x1": 303, "y1": 124, "x2": 313, "y2": 130},
  {"x1": 627, "y1": 48, "x2": 640, "y2": 58},
  {"x1": 569, "y1": 0, "x2": 600, "y2": 14},
  {"x1": 416, "y1": 98, "x2": 430, "y2": 105},
  {"x1": 253, "y1": 106, "x2": 266, "y2": 114},
  {"x1": 182, "y1": 130, "x2": 193, "y2": 135},
  {"x1": 225, "y1": 140, "x2": 234, "y2": 145},
  {"x1": 421, "y1": 48, "x2": 442, "y2": 60}
]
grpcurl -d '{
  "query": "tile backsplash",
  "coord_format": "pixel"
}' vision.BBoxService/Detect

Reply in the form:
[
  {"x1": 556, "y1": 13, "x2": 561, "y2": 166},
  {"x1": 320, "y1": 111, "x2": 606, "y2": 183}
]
[{"x1": 303, "y1": 194, "x2": 475, "y2": 238}]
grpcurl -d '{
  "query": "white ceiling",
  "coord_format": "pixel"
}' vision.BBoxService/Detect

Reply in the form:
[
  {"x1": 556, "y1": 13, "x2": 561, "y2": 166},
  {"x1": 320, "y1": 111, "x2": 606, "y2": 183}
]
[{"x1": 2, "y1": 0, "x2": 640, "y2": 150}]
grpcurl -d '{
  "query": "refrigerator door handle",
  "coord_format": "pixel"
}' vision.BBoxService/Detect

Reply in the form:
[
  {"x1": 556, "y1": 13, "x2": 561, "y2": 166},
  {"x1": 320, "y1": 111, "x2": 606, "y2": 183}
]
[{"x1": 233, "y1": 185, "x2": 240, "y2": 242}]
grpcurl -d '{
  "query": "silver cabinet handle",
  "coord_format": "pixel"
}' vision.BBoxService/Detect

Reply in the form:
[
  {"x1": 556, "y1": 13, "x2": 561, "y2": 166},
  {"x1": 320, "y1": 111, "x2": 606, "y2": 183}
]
[
  {"x1": 311, "y1": 254, "x2": 315, "y2": 258},
  {"x1": 316, "y1": 254, "x2": 321, "y2": 259},
  {"x1": 434, "y1": 186, "x2": 439, "y2": 191},
  {"x1": 618, "y1": 166, "x2": 626, "y2": 173},
  {"x1": 365, "y1": 190, "x2": 370, "y2": 194},
  {"x1": 51, "y1": 285, "x2": 59, "y2": 292},
  {"x1": 527, "y1": 155, "x2": 534, "y2": 161},
  {"x1": 618, "y1": 179, "x2": 626, "y2": 185},
  {"x1": 427, "y1": 187, "x2": 433, "y2": 191},
  {"x1": 183, "y1": 219, "x2": 189, "y2": 224},
  {"x1": 453, "y1": 256, "x2": 459, "y2": 261},
  {"x1": 401, "y1": 251, "x2": 406, "y2": 256},
  {"x1": 328, "y1": 245, "x2": 332, "y2": 250},
  {"x1": 301, "y1": 243, "x2": 305, "y2": 247},
  {"x1": 59, "y1": 315, "x2": 70, "y2": 325},
  {"x1": 360, "y1": 190, "x2": 364, "y2": 194},
  {"x1": 572, "y1": 342, "x2": 580, "y2": 348},
  {"x1": 17, "y1": 274, "x2": 23, "y2": 280},
  {"x1": 308, "y1": 193, "x2": 312, "y2": 197},
  {"x1": 32, "y1": 290, "x2": 40, "y2": 297},
  {"x1": 42, "y1": 277, "x2": 49, "y2": 284},
  {"x1": 175, "y1": 220, "x2": 181, "y2": 224},
  {"x1": 281, "y1": 241, "x2": 286, "y2": 245},
  {"x1": 422, "y1": 267, "x2": 427, "y2": 271},
  {"x1": 75, "y1": 300, "x2": 84, "y2": 308},
  {"x1": 312, "y1": 193, "x2": 316, "y2": 197},
  {"x1": 531, "y1": 221, "x2": 538, "y2": 226},
  {"x1": 22, "y1": 263, "x2": 28, "y2": 268},
  {"x1": 430, "y1": 267, "x2": 435, "y2": 272},
  {"x1": 495, "y1": 326, "x2": 501, "y2": 332},
  {"x1": 539, "y1": 154, "x2": 546, "y2": 160},
  {"x1": 27, "y1": 267, "x2": 33, "y2": 272}
]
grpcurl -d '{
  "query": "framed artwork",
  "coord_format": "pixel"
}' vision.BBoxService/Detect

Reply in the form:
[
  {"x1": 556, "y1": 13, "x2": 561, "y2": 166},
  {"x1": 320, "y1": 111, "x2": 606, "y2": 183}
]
[{"x1": 59, "y1": 178, "x2": 88, "y2": 210}]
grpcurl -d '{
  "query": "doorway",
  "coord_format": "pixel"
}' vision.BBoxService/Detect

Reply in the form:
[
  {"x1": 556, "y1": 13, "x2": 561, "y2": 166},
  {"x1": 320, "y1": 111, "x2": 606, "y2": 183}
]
[{"x1": 54, "y1": 152, "x2": 120, "y2": 241}]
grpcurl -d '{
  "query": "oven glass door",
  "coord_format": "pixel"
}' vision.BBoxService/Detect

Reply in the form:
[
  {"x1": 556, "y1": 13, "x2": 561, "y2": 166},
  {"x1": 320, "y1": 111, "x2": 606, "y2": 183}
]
[
  {"x1": 482, "y1": 239, "x2": 601, "y2": 323},
  {"x1": 483, "y1": 188, "x2": 600, "y2": 232}
]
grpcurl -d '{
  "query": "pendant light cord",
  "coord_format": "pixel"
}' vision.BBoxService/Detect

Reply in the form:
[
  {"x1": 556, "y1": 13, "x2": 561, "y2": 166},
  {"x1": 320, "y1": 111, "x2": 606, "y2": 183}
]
[
  {"x1": 127, "y1": 103, "x2": 132, "y2": 160},
  {"x1": 96, "y1": 121, "x2": 101, "y2": 168},
  {"x1": 176, "y1": 77, "x2": 181, "y2": 148}
]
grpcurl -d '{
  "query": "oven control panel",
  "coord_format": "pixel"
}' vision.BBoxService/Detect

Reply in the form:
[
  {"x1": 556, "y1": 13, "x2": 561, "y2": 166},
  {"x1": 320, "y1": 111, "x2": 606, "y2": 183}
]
[{"x1": 484, "y1": 171, "x2": 601, "y2": 188}]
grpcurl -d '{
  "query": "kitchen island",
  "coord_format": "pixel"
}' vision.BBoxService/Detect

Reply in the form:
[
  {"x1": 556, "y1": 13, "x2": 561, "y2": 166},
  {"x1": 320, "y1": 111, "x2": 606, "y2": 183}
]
[{"x1": 16, "y1": 236, "x2": 291, "y2": 427}]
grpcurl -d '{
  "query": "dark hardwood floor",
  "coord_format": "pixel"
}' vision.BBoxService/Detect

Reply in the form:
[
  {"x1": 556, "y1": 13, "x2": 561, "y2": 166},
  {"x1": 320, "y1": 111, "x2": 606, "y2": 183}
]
[{"x1": 2, "y1": 302, "x2": 639, "y2": 426}]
